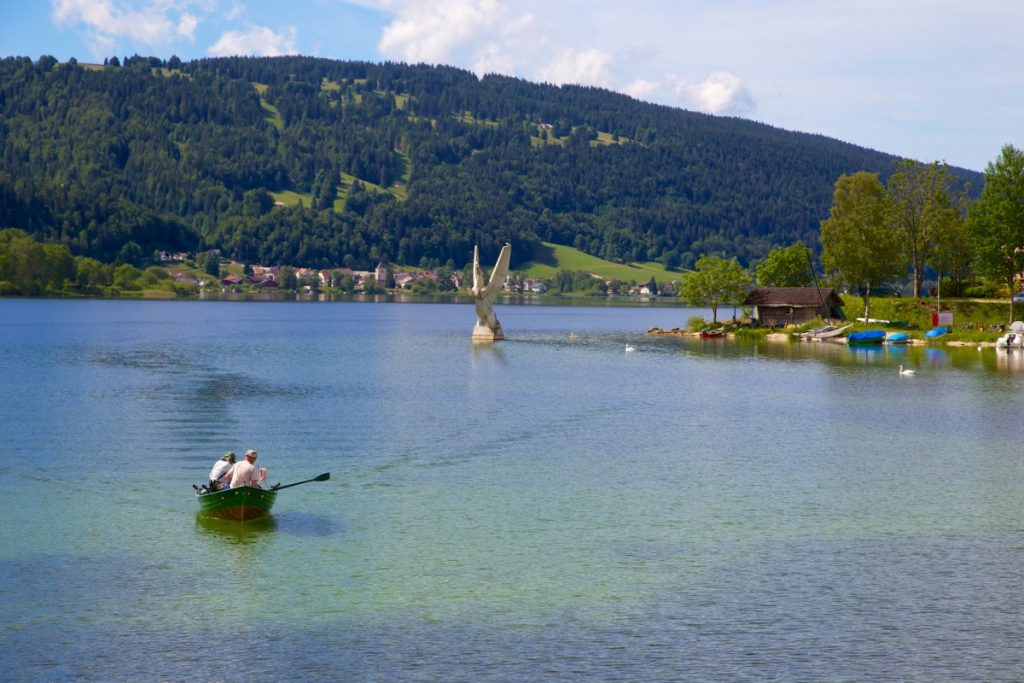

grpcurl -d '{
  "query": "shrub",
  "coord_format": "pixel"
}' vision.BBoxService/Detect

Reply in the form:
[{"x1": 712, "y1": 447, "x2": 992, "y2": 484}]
[
  {"x1": 112, "y1": 264, "x2": 142, "y2": 289},
  {"x1": 965, "y1": 283, "x2": 998, "y2": 299}
]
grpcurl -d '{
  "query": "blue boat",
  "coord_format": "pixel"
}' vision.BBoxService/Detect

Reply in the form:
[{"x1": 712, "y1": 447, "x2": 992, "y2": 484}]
[
  {"x1": 886, "y1": 332, "x2": 910, "y2": 344},
  {"x1": 847, "y1": 329, "x2": 886, "y2": 345},
  {"x1": 924, "y1": 326, "x2": 949, "y2": 339}
]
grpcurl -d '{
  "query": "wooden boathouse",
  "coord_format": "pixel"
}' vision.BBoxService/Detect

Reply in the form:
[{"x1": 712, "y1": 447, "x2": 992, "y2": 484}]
[{"x1": 743, "y1": 287, "x2": 845, "y2": 327}]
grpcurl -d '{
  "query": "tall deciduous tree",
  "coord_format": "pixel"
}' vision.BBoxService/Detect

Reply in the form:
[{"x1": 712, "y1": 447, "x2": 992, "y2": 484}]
[
  {"x1": 679, "y1": 254, "x2": 751, "y2": 324},
  {"x1": 887, "y1": 159, "x2": 959, "y2": 297},
  {"x1": 755, "y1": 242, "x2": 814, "y2": 287},
  {"x1": 929, "y1": 200, "x2": 971, "y2": 298},
  {"x1": 969, "y1": 144, "x2": 1024, "y2": 321},
  {"x1": 820, "y1": 172, "x2": 902, "y2": 321}
]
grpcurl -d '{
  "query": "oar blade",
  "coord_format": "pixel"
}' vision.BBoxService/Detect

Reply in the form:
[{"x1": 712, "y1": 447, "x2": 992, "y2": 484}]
[{"x1": 270, "y1": 472, "x2": 331, "y2": 491}]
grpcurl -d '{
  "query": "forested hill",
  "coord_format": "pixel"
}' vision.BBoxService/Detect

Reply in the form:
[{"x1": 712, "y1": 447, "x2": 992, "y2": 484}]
[{"x1": 0, "y1": 54, "x2": 981, "y2": 271}]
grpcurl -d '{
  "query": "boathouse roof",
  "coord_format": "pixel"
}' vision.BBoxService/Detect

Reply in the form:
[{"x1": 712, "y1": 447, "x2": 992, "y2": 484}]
[{"x1": 742, "y1": 287, "x2": 843, "y2": 307}]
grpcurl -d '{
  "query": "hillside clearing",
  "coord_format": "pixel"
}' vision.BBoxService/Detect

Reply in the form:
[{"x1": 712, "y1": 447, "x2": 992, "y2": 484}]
[{"x1": 519, "y1": 242, "x2": 682, "y2": 283}]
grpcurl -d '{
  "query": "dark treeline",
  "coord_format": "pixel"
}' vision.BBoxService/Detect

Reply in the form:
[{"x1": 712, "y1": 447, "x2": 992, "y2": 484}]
[{"x1": 0, "y1": 54, "x2": 982, "y2": 271}]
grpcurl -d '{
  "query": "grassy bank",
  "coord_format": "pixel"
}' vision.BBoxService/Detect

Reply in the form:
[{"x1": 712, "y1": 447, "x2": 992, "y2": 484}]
[
  {"x1": 841, "y1": 295, "x2": 1015, "y2": 330},
  {"x1": 813, "y1": 295, "x2": 1022, "y2": 343}
]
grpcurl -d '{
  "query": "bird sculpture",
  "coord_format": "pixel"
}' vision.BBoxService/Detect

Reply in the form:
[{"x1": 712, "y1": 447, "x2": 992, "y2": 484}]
[{"x1": 469, "y1": 243, "x2": 511, "y2": 341}]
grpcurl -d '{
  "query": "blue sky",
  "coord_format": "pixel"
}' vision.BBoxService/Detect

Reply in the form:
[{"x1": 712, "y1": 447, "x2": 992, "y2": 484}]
[{"x1": 1, "y1": 1, "x2": 1020, "y2": 172}]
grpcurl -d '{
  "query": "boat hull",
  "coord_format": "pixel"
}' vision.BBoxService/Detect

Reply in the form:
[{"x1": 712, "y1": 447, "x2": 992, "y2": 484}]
[
  {"x1": 197, "y1": 486, "x2": 276, "y2": 521},
  {"x1": 886, "y1": 332, "x2": 910, "y2": 344},
  {"x1": 996, "y1": 332, "x2": 1024, "y2": 349},
  {"x1": 814, "y1": 324, "x2": 852, "y2": 339},
  {"x1": 847, "y1": 330, "x2": 886, "y2": 345},
  {"x1": 795, "y1": 324, "x2": 852, "y2": 340}
]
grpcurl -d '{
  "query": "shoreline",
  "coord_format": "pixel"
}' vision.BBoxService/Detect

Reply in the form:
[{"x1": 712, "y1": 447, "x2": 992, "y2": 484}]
[{"x1": 645, "y1": 328, "x2": 999, "y2": 347}]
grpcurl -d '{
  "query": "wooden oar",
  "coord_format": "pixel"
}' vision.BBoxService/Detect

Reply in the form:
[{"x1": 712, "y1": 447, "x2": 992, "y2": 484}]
[{"x1": 269, "y1": 472, "x2": 330, "y2": 491}]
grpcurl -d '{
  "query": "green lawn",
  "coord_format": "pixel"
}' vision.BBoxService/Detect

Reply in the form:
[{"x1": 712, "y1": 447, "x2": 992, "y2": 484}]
[
  {"x1": 270, "y1": 189, "x2": 312, "y2": 207},
  {"x1": 517, "y1": 242, "x2": 682, "y2": 283},
  {"x1": 272, "y1": 172, "x2": 403, "y2": 212},
  {"x1": 252, "y1": 83, "x2": 283, "y2": 130},
  {"x1": 838, "y1": 294, "x2": 1016, "y2": 337},
  {"x1": 338, "y1": 172, "x2": 404, "y2": 200},
  {"x1": 594, "y1": 131, "x2": 630, "y2": 145},
  {"x1": 259, "y1": 98, "x2": 283, "y2": 131}
]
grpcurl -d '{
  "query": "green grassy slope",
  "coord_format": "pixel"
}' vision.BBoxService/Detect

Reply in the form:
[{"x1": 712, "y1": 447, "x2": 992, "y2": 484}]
[{"x1": 518, "y1": 242, "x2": 682, "y2": 283}]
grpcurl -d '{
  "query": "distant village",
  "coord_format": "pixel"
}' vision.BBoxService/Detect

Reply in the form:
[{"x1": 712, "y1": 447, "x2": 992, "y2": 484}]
[{"x1": 157, "y1": 250, "x2": 676, "y2": 297}]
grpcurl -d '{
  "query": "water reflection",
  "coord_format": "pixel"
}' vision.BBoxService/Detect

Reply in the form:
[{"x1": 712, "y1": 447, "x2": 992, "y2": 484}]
[
  {"x1": 195, "y1": 511, "x2": 342, "y2": 540},
  {"x1": 845, "y1": 345, "x2": 886, "y2": 365},
  {"x1": 995, "y1": 348, "x2": 1024, "y2": 372},
  {"x1": 470, "y1": 339, "x2": 506, "y2": 368},
  {"x1": 645, "y1": 334, "x2": 1024, "y2": 374},
  {"x1": 924, "y1": 347, "x2": 950, "y2": 369},
  {"x1": 199, "y1": 290, "x2": 690, "y2": 308},
  {"x1": 195, "y1": 514, "x2": 276, "y2": 541}
]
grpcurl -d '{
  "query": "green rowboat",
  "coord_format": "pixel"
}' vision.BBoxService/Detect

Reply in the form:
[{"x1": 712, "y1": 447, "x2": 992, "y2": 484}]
[
  {"x1": 196, "y1": 486, "x2": 276, "y2": 521},
  {"x1": 194, "y1": 472, "x2": 329, "y2": 521}
]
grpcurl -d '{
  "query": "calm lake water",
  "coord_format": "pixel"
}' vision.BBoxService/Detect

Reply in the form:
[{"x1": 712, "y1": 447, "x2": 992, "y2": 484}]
[{"x1": 2, "y1": 298, "x2": 1023, "y2": 681}]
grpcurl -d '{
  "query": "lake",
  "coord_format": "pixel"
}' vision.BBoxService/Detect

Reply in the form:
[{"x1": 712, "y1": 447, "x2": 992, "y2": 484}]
[{"x1": 1, "y1": 298, "x2": 1023, "y2": 681}]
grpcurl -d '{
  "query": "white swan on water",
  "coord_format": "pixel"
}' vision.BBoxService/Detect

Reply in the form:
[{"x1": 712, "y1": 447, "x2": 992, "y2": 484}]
[
  {"x1": 899, "y1": 365, "x2": 915, "y2": 376},
  {"x1": 625, "y1": 344, "x2": 636, "y2": 353}
]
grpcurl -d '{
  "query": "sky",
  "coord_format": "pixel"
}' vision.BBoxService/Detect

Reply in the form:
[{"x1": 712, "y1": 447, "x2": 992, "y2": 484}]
[{"x1": 1, "y1": 1, "x2": 1021, "y2": 172}]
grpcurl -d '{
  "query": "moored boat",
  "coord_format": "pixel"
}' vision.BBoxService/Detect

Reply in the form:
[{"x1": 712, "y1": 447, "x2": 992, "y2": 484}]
[
  {"x1": 795, "y1": 323, "x2": 853, "y2": 340},
  {"x1": 700, "y1": 328, "x2": 725, "y2": 338},
  {"x1": 924, "y1": 326, "x2": 949, "y2": 339},
  {"x1": 996, "y1": 321, "x2": 1024, "y2": 348},
  {"x1": 196, "y1": 485, "x2": 276, "y2": 521},
  {"x1": 812, "y1": 323, "x2": 853, "y2": 339},
  {"x1": 996, "y1": 332, "x2": 1024, "y2": 349},
  {"x1": 885, "y1": 332, "x2": 910, "y2": 344},
  {"x1": 847, "y1": 329, "x2": 886, "y2": 345}
]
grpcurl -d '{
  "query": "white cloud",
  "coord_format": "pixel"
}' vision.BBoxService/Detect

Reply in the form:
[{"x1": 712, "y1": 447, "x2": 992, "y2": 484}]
[
  {"x1": 92, "y1": 32, "x2": 117, "y2": 56},
  {"x1": 177, "y1": 12, "x2": 198, "y2": 40},
  {"x1": 378, "y1": 0, "x2": 509, "y2": 64},
  {"x1": 672, "y1": 71, "x2": 755, "y2": 116},
  {"x1": 537, "y1": 48, "x2": 612, "y2": 88},
  {"x1": 224, "y1": 3, "x2": 244, "y2": 21},
  {"x1": 208, "y1": 25, "x2": 298, "y2": 57},
  {"x1": 622, "y1": 78, "x2": 659, "y2": 101},
  {"x1": 51, "y1": 0, "x2": 208, "y2": 53},
  {"x1": 471, "y1": 43, "x2": 520, "y2": 77},
  {"x1": 52, "y1": 0, "x2": 174, "y2": 45}
]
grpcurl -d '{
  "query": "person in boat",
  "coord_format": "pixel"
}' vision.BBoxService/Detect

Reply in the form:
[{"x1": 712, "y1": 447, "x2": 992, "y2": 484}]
[
  {"x1": 208, "y1": 451, "x2": 236, "y2": 491},
  {"x1": 229, "y1": 449, "x2": 262, "y2": 488}
]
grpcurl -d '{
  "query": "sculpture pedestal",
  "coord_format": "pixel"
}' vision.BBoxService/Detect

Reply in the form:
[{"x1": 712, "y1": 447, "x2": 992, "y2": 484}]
[{"x1": 472, "y1": 323, "x2": 505, "y2": 342}]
